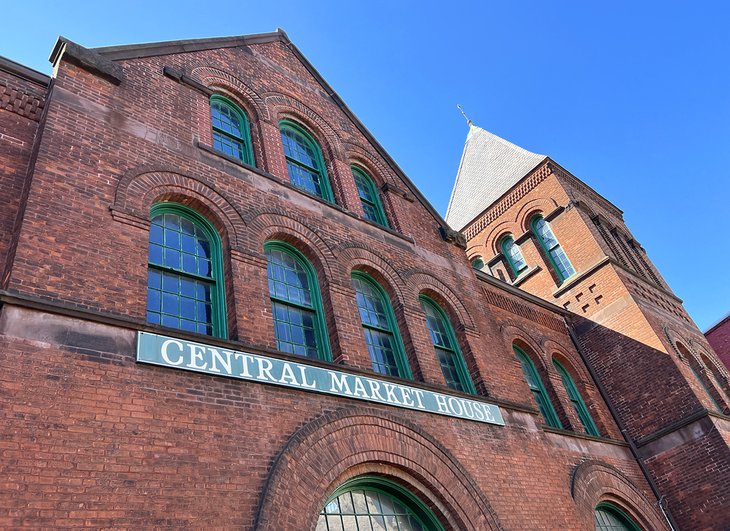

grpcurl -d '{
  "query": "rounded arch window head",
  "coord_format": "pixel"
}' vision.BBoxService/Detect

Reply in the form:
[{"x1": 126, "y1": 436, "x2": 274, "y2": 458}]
[
  {"x1": 317, "y1": 476, "x2": 445, "y2": 531},
  {"x1": 147, "y1": 203, "x2": 228, "y2": 338},
  {"x1": 352, "y1": 165, "x2": 389, "y2": 227},
  {"x1": 279, "y1": 120, "x2": 335, "y2": 202},
  {"x1": 513, "y1": 345, "x2": 562, "y2": 428},
  {"x1": 552, "y1": 359, "x2": 600, "y2": 436},
  {"x1": 470, "y1": 256, "x2": 485, "y2": 270},
  {"x1": 210, "y1": 95, "x2": 255, "y2": 166},
  {"x1": 594, "y1": 502, "x2": 642, "y2": 531}
]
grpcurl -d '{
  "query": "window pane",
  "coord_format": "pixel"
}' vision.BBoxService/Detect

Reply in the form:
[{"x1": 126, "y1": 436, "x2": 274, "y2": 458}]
[
  {"x1": 287, "y1": 161, "x2": 323, "y2": 197},
  {"x1": 281, "y1": 127, "x2": 318, "y2": 168},
  {"x1": 353, "y1": 277, "x2": 390, "y2": 330},
  {"x1": 211, "y1": 101, "x2": 243, "y2": 137},
  {"x1": 319, "y1": 488, "x2": 430, "y2": 531}
]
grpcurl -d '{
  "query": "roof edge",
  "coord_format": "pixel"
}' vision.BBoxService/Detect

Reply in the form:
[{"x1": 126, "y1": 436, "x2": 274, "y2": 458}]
[
  {"x1": 91, "y1": 30, "x2": 285, "y2": 61},
  {"x1": 0, "y1": 55, "x2": 50, "y2": 86},
  {"x1": 474, "y1": 268, "x2": 569, "y2": 316},
  {"x1": 705, "y1": 312, "x2": 730, "y2": 336},
  {"x1": 548, "y1": 159, "x2": 624, "y2": 218}
]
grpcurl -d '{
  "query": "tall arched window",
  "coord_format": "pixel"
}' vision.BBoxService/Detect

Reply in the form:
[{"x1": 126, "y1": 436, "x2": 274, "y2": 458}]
[
  {"x1": 700, "y1": 353, "x2": 730, "y2": 404},
  {"x1": 352, "y1": 272, "x2": 411, "y2": 379},
  {"x1": 501, "y1": 235, "x2": 527, "y2": 277},
  {"x1": 317, "y1": 476, "x2": 444, "y2": 531},
  {"x1": 419, "y1": 296, "x2": 475, "y2": 394},
  {"x1": 514, "y1": 345, "x2": 562, "y2": 428},
  {"x1": 280, "y1": 120, "x2": 334, "y2": 202},
  {"x1": 210, "y1": 95, "x2": 254, "y2": 165},
  {"x1": 265, "y1": 241, "x2": 331, "y2": 360},
  {"x1": 352, "y1": 166, "x2": 389, "y2": 227},
  {"x1": 531, "y1": 215, "x2": 575, "y2": 282},
  {"x1": 146, "y1": 203, "x2": 227, "y2": 338},
  {"x1": 678, "y1": 343, "x2": 723, "y2": 413},
  {"x1": 553, "y1": 359, "x2": 600, "y2": 436},
  {"x1": 594, "y1": 503, "x2": 641, "y2": 531}
]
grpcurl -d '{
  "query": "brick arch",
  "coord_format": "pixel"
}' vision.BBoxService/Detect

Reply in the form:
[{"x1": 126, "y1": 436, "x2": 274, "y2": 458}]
[
  {"x1": 254, "y1": 407, "x2": 503, "y2": 530},
  {"x1": 501, "y1": 324, "x2": 545, "y2": 366},
  {"x1": 338, "y1": 245, "x2": 406, "y2": 304},
  {"x1": 111, "y1": 168, "x2": 245, "y2": 248},
  {"x1": 516, "y1": 198, "x2": 559, "y2": 233},
  {"x1": 190, "y1": 66, "x2": 268, "y2": 120},
  {"x1": 545, "y1": 340, "x2": 592, "y2": 384},
  {"x1": 466, "y1": 244, "x2": 486, "y2": 263},
  {"x1": 343, "y1": 142, "x2": 397, "y2": 188},
  {"x1": 248, "y1": 211, "x2": 336, "y2": 280},
  {"x1": 484, "y1": 220, "x2": 521, "y2": 256},
  {"x1": 404, "y1": 271, "x2": 476, "y2": 333},
  {"x1": 662, "y1": 325, "x2": 689, "y2": 359},
  {"x1": 571, "y1": 461, "x2": 669, "y2": 530}
]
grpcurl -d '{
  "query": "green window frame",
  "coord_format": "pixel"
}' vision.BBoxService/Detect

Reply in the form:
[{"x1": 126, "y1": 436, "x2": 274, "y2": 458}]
[
  {"x1": 553, "y1": 359, "x2": 600, "y2": 436},
  {"x1": 419, "y1": 296, "x2": 476, "y2": 394},
  {"x1": 531, "y1": 215, "x2": 575, "y2": 282},
  {"x1": 471, "y1": 257, "x2": 485, "y2": 270},
  {"x1": 352, "y1": 272, "x2": 412, "y2": 379},
  {"x1": 265, "y1": 241, "x2": 331, "y2": 361},
  {"x1": 280, "y1": 120, "x2": 334, "y2": 202},
  {"x1": 146, "y1": 203, "x2": 227, "y2": 338},
  {"x1": 514, "y1": 345, "x2": 562, "y2": 428},
  {"x1": 501, "y1": 235, "x2": 528, "y2": 276},
  {"x1": 317, "y1": 476, "x2": 444, "y2": 531},
  {"x1": 689, "y1": 364, "x2": 723, "y2": 413},
  {"x1": 210, "y1": 95, "x2": 255, "y2": 165},
  {"x1": 352, "y1": 166, "x2": 389, "y2": 227},
  {"x1": 594, "y1": 502, "x2": 641, "y2": 531}
]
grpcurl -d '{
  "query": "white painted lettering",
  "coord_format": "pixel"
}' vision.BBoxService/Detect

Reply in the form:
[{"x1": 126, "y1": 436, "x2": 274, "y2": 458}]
[
  {"x1": 256, "y1": 357, "x2": 275, "y2": 382},
  {"x1": 209, "y1": 348, "x2": 233, "y2": 374},
  {"x1": 233, "y1": 353, "x2": 254, "y2": 377},
  {"x1": 298, "y1": 366, "x2": 317, "y2": 388},
  {"x1": 461, "y1": 399, "x2": 475, "y2": 418},
  {"x1": 278, "y1": 362, "x2": 299, "y2": 385},
  {"x1": 412, "y1": 389, "x2": 426, "y2": 409},
  {"x1": 329, "y1": 372, "x2": 353, "y2": 395},
  {"x1": 434, "y1": 394, "x2": 450, "y2": 413},
  {"x1": 367, "y1": 379, "x2": 385, "y2": 401},
  {"x1": 400, "y1": 387, "x2": 415, "y2": 407},
  {"x1": 382, "y1": 383, "x2": 401, "y2": 405},
  {"x1": 160, "y1": 339, "x2": 184, "y2": 366},
  {"x1": 186, "y1": 344, "x2": 208, "y2": 370},
  {"x1": 447, "y1": 397, "x2": 464, "y2": 416},
  {"x1": 352, "y1": 377, "x2": 369, "y2": 398}
]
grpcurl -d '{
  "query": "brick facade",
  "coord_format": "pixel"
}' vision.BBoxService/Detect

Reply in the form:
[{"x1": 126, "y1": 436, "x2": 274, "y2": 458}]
[
  {"x1": 706, "y1": 314, "x2": 730, "y2": 371},
  {"x1": 0, "y1": 31, "x2": 714, "y2": 528}
]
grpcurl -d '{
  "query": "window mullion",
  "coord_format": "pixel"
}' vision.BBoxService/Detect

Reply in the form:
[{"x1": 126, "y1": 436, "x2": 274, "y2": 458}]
[{"x1": 149, "y1": 263, "x2": 216, "y2": 284}]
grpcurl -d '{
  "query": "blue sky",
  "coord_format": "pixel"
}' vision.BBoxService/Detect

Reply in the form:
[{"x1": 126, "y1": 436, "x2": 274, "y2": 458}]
[{"x1": 2, "y1": 1, "x2": 729, "y2": 330}]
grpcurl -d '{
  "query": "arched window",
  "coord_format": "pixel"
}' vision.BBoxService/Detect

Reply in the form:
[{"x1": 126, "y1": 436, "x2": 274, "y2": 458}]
[
  {"x1": 280, "y1": 120, "x2": 334, "y2": 202},
  {"x1": 594, "y1": 502, "x2": 641, "y2": 531},
  {"x1": 352, "y1": 166, "x2": 389, "y2": 227},
  {"x1": 553, "y1": 359, "x2": 600, "y2": 436},
  {"x1": 146, "y1": 203, "x2": 227, "y2": 338},
  {"x1": 700, "y1": 353, "x2": 730, "y2": 404},
  {"x1": 352, "y1": 272, "x2": 411, "y2": 379},
  {"x1": 265, "y1": 241, "x2": 331, "y2": 360},
  {"x1": 501, "y1": 235, "x2": 527, "y2": 277},
  {"x1": 210, "y1": 95, "x2": 254, "y2": 165},
  {"x1": 678, "y1": 343, "x2": 723, "y2": 413},
  {"x1": 317, "y1": 476, "x2": 444, "y2": 531},
  {"x1": 514, "y1": 345, "x2": 562, "y2": 428},
  {"x1": 471, "y1": 257, "x2": 485, "y2": 270},
  {"x1": 531, "y1": 215, "x2": 575, "y2": 282},
  {"x1": 419, "y1": 296, "x2": 475, "y2": 394}
]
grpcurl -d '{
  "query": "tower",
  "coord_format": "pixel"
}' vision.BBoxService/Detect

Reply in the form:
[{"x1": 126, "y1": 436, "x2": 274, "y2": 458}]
[{"x1": 448, "y1": 123, "x2": 730, "y2": 529}]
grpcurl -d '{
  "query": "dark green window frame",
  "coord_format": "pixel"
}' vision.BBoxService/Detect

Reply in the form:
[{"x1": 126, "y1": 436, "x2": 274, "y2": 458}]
[
  {"x1": 514, "y1": 345, "x2": 562, "y2": 428},
  {"x1": 352, "y1": 166, "x2": 389, "y2": 227},
  {"x1": 553, "y1": 359, "x2": 600, "y2": 436},
  {"x1": 265, "y1": 241, "x2": 332, "y2": 361},
  {"x1": 318, "y1": 476, "x2": 445, "y2": 531},
  {"x1": 210, "y1": 95, "x2": 255, "y2": 165},
  {"x1": 471, "y1": 257, "x2": 485, "y2": 270},
  {"x1": 419, "y1": 295, "x2": 476, "y2": 394},
  {"x1": 594, "y1": 502, "x2": 642, "y2": 531},
  {"x1": 279, "y1": 120, "x2": 334, "y2": 202},
  {"x1": 352, "y1": 271, "x2": 412, "y2": 379},
  {"x1": 689, "y1": 363, "x2": 723, "y2": 413},
  {"x1": 501, "y1": 235, "x2": 528, "y2": 277},
  {"x1": 531, "y1": 215, "x2": 575, "y2": 282},
  {"x1": 146, "y1": 203, "x2": 227, "y2": 338}
]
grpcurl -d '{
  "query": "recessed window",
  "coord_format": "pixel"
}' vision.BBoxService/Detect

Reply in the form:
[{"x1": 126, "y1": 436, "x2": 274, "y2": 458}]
[
  {"x1": 594, "y1": 503, "x2": 641, "y2": 531},
  {"x1": 531, "y1": 215, "x2": 575, "y2": 282},
  {"x1": 352, "y1": 272, "x2": 411, "y2": 379},
  {"x1": 514, "y1": 345, "x2": 562, "y2": 428},
  {"x1": 501, "y1": 235, "x2": 527, "y2": 277},
  {"x1": 266, "y1": 242, "x2": 330, "y2": 360},
  {"x1": 210, "y1": 95, "x2": 254, "y2": 165},
  {"x1": 471, "y1": 257, "x2": 485, "y2": 270},
  {"x1": 420, "y1": 296, "x2": 475, "y2": 394},
  {"x1": 317, "y1": 476, "x2": 444, "y2": 531},
  {"x1": 553, "y1": 359, "x2": 600, "y2": 436},
  {"x1": 146, "y1": 204, "x2": 226, "y2": 338},
  {"x1": 352, "y1": 166, "x2": 388, "y2": 227},
  {"x1": 280, "y1": 120, "x2": 334, "y2": 201}
]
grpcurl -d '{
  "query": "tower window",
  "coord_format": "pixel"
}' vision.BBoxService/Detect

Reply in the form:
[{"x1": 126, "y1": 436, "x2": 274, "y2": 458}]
[
  {"x1": 531, "y1": 215, "x2": 575, "y2": 282},
  {"x1": 501, "y1": 235, "x2": 527, "y2": 277}
]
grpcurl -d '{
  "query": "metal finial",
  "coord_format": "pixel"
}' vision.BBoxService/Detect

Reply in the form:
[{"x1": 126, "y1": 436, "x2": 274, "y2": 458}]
[{"x1": 457, "y1": 104, "x2": 472, "y2": 126}]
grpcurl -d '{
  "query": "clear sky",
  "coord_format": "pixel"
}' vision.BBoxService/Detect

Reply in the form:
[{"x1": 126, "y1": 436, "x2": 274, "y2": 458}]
[{"x1": 2, "y1": 1, "x2": 729, "y2": 331}]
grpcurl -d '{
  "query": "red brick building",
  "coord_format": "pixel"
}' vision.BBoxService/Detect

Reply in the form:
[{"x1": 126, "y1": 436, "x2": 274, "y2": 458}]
[
  {"x1": 0, "y1": 31, "x2": 726, "y2": 529},
  {"x1": 706, "y1": 314, "x2": 730, "y2": 371}
]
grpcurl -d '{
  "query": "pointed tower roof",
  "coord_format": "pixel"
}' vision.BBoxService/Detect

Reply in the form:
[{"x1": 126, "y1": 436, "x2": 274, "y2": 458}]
[{"x1": 445, "y1": 124, "x2": 547, "y2": 231}]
